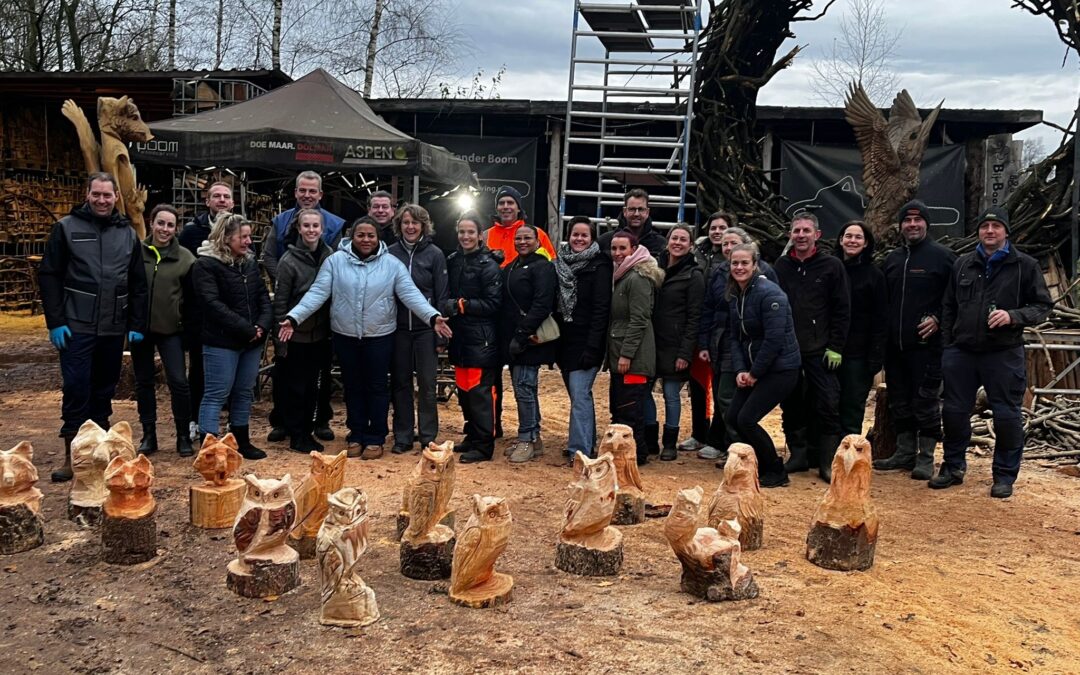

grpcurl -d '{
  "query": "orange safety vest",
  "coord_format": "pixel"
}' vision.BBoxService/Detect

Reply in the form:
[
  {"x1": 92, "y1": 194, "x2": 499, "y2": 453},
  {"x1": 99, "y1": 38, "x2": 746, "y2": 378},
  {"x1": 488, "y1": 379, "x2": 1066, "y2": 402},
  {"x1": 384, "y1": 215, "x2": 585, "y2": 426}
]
[{"x1": 485, "y1": 220, "x2": 557, "y2": 268}]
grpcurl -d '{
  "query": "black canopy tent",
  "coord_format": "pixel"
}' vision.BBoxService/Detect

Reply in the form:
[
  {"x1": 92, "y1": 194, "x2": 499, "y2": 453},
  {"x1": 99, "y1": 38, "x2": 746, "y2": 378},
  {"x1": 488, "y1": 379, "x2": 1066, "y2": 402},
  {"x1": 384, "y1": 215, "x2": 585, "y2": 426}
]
[{"x1": 131, "y1": 68, "x2": 475, "y2": 190}]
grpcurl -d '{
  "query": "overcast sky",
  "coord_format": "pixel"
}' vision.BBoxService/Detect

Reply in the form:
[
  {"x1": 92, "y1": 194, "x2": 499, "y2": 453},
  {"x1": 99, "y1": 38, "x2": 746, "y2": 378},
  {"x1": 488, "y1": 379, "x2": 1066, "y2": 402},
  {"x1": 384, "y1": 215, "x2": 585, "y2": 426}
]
[{"x1": 453, "y1": 0, "x2": 1078, "y2": 149}]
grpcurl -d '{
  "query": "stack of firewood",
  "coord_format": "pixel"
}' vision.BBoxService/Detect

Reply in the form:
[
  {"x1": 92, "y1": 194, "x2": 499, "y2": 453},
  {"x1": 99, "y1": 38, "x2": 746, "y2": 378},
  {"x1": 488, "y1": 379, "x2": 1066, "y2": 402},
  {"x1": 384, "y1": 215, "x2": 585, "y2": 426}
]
[{"x1": 970, "y1": 397, "x2": 1080, "y2": 461}]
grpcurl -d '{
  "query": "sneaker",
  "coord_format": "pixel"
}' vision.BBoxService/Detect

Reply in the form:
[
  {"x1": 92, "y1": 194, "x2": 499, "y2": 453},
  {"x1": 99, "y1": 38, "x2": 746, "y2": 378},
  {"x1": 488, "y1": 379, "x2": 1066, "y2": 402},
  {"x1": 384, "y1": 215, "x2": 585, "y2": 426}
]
[
  {"x1": 361, "y1": 445, "x2": 383, "y2": 460},
  {"x1": 391, "y1": 443, "x2": 413, "y2": 455},
  {"x1": 697, "y1": 445, "x2": 723, "y2": 460},
  {"x1": 314, "y1": 425, "x2": 335, "y2": 441},
  {"x1": 990, "y1": 482, "x2": 1013, "y2": 499},
  {"x1": 508, "y1": 440, "x2": 536, "y2": 463},
  {"x1": 346, "y1": 442, "x2": 362, "y2": 458},
  {"x1": 266, "y1": 426, "x2": 287, "y2": 443},
  {"x1": 678, "y1": 437, "x2": 705, "y2": 452}
]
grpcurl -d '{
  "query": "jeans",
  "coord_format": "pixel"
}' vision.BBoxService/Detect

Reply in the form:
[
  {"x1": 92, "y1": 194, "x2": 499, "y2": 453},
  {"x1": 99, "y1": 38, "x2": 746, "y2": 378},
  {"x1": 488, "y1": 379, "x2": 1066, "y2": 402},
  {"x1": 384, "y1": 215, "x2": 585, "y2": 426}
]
[
  {"x1": 187, "y1": 335, "x2": 204, "y2": 421},
  {"x1": 562, "y1": 367, "x2": 599, "y2": 457},
  {"x1": 836, "y1": 357, "x2": 876, "y2": 437},
  {"x1": 199, "y1": 344, "x2": 262, "y2": 435},
  {"x1": 391, "y1": 329, "x2": 439, "y2": 446},
  {"x1": 334, "y1": 332, "x2": 394, "y2": 446},
  {"x1": 275, "y1": 340, "x2": 330, "y2": 440},
  {"x1": 59, "y1": 333, "x2": 125, "y2": 437},
  {"x1": 132, "y1": 332, "x2": 190, "y2": 426},
  {"x1": 941, "y1": 346, "x2": 1026, "y2": 484},
  {"x1": 727, "y1": 369, "x2": 799, "y2": 478},
  {"x1": 885, "y1": 347, "x2": 943, "y2": 438},
  {"x1": 511, "y1": 364, "x2": 541, "y2": 441},
  {"x1": 643, "y1": 378, "x2": 685, "y2": 431}
]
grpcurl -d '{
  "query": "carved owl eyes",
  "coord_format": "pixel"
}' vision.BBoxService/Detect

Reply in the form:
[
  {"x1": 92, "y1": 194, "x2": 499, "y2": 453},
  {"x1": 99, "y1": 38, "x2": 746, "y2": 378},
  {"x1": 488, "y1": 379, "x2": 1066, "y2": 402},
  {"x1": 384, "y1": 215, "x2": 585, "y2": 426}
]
[
  {"x1": 272, "y1": 490, "x2": 283, "y2": 499},
  {"x1": 252, "y1": 489, "x2": 262, "y2": 498}
]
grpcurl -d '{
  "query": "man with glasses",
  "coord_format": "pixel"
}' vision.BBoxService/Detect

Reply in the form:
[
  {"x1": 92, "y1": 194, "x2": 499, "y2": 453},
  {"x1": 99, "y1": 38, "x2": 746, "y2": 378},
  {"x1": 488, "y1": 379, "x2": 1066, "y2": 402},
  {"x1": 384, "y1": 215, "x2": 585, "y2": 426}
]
[{"x1": 599, "y1": 188, "x2": 667, "y2": 257}]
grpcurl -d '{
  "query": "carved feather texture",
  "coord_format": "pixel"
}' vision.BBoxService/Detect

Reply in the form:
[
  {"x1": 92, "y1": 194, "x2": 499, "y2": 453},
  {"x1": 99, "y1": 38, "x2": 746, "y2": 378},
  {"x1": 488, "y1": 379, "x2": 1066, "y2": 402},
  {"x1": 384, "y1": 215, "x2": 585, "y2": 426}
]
[{"x1": 450, "y1": 494, "x2": 512, "y2": 595}]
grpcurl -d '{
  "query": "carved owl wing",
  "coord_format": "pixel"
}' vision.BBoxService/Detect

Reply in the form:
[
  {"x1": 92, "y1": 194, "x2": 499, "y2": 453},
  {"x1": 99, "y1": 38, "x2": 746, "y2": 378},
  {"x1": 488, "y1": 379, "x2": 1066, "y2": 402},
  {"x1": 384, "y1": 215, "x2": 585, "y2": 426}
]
[
  {"x1": 233, "y1": 506, "x2": 262, "y2": 555},
  {"x1": 844, "y1": 82, "x2": 900, "y2": 197},
  {"x1": 452, "y1": 518, "x2": 489, "y2": 591},
  {"x1": 290, "y1": 474, "x2": 319, "y2": 536},
  {"x1": 316, "y1": 525, "x2": 346, "y2": 605},
  {"x1": 889, "y1": 90, "x2": 942, "y2": 164},
  {"x1": 268, "y1": 503, "x2": 297, "y2": 539},
  {"x1": 406, "y1": 483, "x2": 438, "y2": 538}
]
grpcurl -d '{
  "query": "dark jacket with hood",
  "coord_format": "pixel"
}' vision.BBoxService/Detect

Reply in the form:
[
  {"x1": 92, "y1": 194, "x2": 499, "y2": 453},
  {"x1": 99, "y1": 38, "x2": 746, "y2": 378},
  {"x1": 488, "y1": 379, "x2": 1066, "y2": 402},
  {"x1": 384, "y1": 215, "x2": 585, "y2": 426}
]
[
  {"x1": 598, "y1": 214, "x2": 667, "y2": 258},
  {"x1": 554, "y1": 254, "x2": 613, "y2": 373},
  {"x1": 653, "y1": 252, "x2": 705, "y2": 380},
  {"x1": 698, "y1": 259, "x2": 777, "y2": 371},
  {"x1": 728, "y1": 276, "x2": 801, "y2": 378},
  {"x1": 607, "y1": 257, "x2": 665, "y2": 378},
  {"x1": 836, "y1": 230, "x2": 888, "y2": 369},
  {"x1": 38, "y1": 203, "x2": 148, "y2": 337},
  {"x1": 141, "y1": 236, "x2": 196, "y2": 336},
  {"x1": 941, "y1": 242, "x2": 1052, "y2": 352},
  {"x1": 444, "y1": 245, "x2": 503, "y2": 369},
  {"x1": 882, "y1": 234, "x2": 956, "y2": 352},
  {"x1": 262, "y1": 204, "x2": 346, "y2": 279},
  {"x1": 500, "y1": 251, "x2": 558, "y2": 367},
  {"x1": 272, "y1": 240, "x2": 333, "y2": 344},
  {"x1": 193, "y1": 243, "x2": 272, "y2": 350},
  {"x1": 179, "y1": 212, "x2": 213, "y2": 257},
  {"x1": 388, "y1": 236, "x2": 449, "y2": 333},
  {"x1": 774, "y1": 247, "x2": 850, "y2": 355}
]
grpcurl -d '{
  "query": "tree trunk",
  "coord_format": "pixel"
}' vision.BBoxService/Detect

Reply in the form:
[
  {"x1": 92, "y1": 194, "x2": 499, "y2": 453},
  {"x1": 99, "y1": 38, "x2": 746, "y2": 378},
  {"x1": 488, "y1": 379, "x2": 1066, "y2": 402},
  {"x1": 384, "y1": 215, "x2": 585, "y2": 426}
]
[
  {"x1": 167, "y1": 0, "x2": 176, "y2": 68},
  {"x1": 0, "y1": 504, "x2": 45, "y2": 554},
  {"x1": 214, "y1": 0, "x2": 224, "y2": 69},
  {"x1": 271, "y1": 0, "x2": 281, "y2": 70},
  {"x1": 363, "y1": 0, "x2": 385, "y2": 98},
  {"x1": 101, "y1": 511, "x2": 157, "y2": 564},
  {"x1": 555, "y1": 529, "x2": 624, "y2": 577},
  {"x1": 227, "y1": 553, "x2": 301, "y2": 598},
  {"x1": 399, "y1": 525, "x2": 455, "y2": 580},
  {"x1": 866, "y1": 383, "x2": 896, "y2": 461}
]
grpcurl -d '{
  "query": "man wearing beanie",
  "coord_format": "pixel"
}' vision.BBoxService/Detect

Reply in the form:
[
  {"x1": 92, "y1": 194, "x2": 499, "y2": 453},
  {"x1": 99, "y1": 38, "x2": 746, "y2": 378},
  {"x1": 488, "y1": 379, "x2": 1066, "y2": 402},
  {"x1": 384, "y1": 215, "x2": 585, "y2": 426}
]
[
  {"x1": 484, "y1": 185, "x2": 556, "y2": 268},
  {"x1": 876, "y1": 199, "x2": 956, "y2": 480},
  {"x1": 933, "y1": 208, "x2": 1051, "y2": 498}
]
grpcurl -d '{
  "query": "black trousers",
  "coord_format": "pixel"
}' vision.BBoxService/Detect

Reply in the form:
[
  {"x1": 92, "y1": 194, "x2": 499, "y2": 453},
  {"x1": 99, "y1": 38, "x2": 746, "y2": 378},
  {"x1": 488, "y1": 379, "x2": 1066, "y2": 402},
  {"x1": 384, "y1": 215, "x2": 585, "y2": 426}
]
[
  {"x1": 132, "y1": 332, "x2": 191, "y2": 426},
  {"x1": 59, "y1": 333, "x2": 124, "y2": 437},
  {"x1": 727, "y1": 369, "x2": 798, "y2": 478},
  {"x1": 837, "y1": 357, "x2": 875, "y2": 437},
  {"x1": 275, "y1": 340, "x2": 330, "y2": 440},
  {"x1": 610, "y1": 373, "x2": 648, "y2": 461},
  {"x1": 780, "y1": 351, "x2": 841, "y2": 451},
  {"x1": 269, "y1": 349, "x2": 333, "y2": 430},
  {"x1": 457, "y1": 366, "x2": 497, "y2": 457},
  {"x1": 885, "y1": 346, "x2": 943, "y2": 438},
  {"x1": 391, "y1": 329, "x2": 439, "y2": 447}
]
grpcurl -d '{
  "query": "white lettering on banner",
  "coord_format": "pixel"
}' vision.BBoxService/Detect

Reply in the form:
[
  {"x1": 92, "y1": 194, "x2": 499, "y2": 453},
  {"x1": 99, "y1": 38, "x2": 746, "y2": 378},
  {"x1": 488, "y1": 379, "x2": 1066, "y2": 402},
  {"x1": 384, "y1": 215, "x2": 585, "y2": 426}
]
[
  {"x1": 135, "y1": 140, "x2": 178, "y2": 153},
  {"x1": 249, "y1": 141, "x2": 295, "y2": 150},
  {"x1": 453, "y1": 152, "x2": 518, "y2": 166}
]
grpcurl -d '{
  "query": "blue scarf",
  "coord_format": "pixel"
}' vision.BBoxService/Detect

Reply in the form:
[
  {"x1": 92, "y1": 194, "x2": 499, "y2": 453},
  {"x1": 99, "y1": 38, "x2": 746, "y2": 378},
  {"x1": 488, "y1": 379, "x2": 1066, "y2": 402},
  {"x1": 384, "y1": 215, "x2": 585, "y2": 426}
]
[{"x1": 976, "y1": 240, "x2": 1011, "y2": 279}]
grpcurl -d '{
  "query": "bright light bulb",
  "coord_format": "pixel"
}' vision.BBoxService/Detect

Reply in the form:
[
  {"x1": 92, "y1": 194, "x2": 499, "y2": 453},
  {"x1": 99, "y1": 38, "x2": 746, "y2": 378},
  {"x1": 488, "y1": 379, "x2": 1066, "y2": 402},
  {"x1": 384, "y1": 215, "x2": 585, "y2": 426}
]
[{"x1": 456, "y1": 193, "x2": 475, "y2": 211}]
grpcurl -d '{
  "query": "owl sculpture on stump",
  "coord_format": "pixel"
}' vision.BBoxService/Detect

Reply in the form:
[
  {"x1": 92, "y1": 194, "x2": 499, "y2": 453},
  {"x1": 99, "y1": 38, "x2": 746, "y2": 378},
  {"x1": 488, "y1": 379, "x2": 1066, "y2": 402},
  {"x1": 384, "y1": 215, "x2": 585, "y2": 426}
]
[
  {"x1": 706, "y1": 443, "x2": 765, "y2": 551},
  {"x1": 0, "y1": 442, "x2": 45, "y2": 554},
  {"x1": 396, "y1": 440, "x2": 456, "y2": 540},
  {"x1": 601, "y1": 424, "x2": 646, "y2": 525},
  {"x1": 449, "y1": 494, "x2": 514, "y2": 608},
  {"x1": 844, "y1": 83, "x2": 943, "y2": 244},
  {"x1": 399, "y1": 441, "x2": 457, "y2": 580},
  {"x1": 806, "y1": 435, "x2": 879, "y2": 571},
  {"x1": 69, "y1": 420, "x2": 135, "y2": 527},
  {"x1": 101, "y1": 454, "x2": 157, "y2": 564},
  {"x1": 317, "y1": 487, "x2": 379, "y2": 627},
  {"x1": 227, "y1": 474, "x2": 300, "y2": 598},
  {"x1": 555, "y1": 452, "x2": 623, "y2": 576},
  {"x1": 290, "y1": 450, "x2": 347, "y2": 559},
  {"x1": 190, "y1": 433, "x2": 245, "y2": 529}
]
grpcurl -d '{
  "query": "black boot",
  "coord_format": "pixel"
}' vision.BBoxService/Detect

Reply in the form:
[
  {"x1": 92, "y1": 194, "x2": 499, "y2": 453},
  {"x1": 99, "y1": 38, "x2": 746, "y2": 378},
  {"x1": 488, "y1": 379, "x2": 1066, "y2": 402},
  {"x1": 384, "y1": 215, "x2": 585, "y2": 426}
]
[
  {"x1": 660, "y1": 426, "x2": 679, "y2": 461},
  {"x1": 231, "y1": 425, "x2": 266, "y2": 460},
  {"x1": 783, "y1": 429, "x2": 809, "y2": 472},
  {"x1": 644, "y1": 423, "x2": 660, "y2": 456},
  {"x1": 175, "y1": 420, "x2": 194, "y2": 457},
  {"x1": 138, "y1": 422, "x2": 158, "y2": 456},
  {"x1": 818, "y1": 433, "x2": 841, "y2": 483},
  {"x1": 911, "y1": 433, "x2": 937, "y2": 480},
  {"x1": 874, "y1": 430, "x2": 917, "y2": 471},
  {"x1": 51, "y1": 436, "x2": 74, "y2": 483}
]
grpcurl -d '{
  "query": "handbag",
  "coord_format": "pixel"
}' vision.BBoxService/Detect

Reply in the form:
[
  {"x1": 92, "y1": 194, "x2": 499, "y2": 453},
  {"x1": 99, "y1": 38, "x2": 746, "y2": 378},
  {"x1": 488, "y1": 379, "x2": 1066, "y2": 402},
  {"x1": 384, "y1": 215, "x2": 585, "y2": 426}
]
[{"x1": 508, "y1": 281, "x2": 560, "y2": 344}]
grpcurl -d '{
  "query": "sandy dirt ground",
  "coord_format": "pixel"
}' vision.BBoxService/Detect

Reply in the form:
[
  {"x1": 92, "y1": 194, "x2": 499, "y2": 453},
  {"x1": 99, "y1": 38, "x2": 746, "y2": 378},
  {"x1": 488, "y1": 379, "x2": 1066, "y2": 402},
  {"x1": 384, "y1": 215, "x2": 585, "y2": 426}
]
[{"x1": 1, "y1": 314, "x2": 1078, "y2": 674}]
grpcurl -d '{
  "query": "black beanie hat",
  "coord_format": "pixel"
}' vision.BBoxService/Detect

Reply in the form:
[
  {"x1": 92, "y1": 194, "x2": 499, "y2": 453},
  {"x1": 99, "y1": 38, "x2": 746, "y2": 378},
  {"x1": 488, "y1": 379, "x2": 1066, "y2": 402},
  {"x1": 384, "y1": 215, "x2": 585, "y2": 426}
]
[
  {"x1": 897, "y1": 199, "x2": 931, "y2": 225},
  {"x1": 977, "y1": 207, "x2": 1010, "y2": 233},
  {"x1": 494, "y1": 185, "x2": 527, "y2": 220}
]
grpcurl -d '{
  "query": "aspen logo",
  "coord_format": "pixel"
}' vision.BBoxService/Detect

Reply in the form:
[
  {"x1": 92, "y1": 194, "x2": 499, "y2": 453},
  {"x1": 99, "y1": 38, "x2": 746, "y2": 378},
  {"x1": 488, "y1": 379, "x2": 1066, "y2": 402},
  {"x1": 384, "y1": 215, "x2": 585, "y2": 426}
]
[{"x1": 343, "y1": 144, "x2": 408, "y2": 165}]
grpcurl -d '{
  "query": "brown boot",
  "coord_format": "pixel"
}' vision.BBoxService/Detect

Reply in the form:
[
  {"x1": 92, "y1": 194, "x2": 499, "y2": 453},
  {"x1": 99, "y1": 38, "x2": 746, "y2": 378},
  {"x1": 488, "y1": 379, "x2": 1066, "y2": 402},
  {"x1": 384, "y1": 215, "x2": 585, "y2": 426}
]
[
  {"x1": 51, "y1": 436, "x2": 74, "y2": 482},
  {"x1": 361, "y1": 444, "x2": 383, "y2": 460},
  {"x1": 346, "y1": 442, "x2": 362, "y2": 458}
]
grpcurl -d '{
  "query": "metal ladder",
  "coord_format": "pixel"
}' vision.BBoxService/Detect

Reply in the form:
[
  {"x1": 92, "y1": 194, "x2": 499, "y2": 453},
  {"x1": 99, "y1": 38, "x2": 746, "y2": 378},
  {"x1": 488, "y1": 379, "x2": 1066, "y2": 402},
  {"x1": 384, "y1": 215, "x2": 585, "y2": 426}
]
[{"x1": 558, "y1": 0, "x2": 703, "y2": 242}]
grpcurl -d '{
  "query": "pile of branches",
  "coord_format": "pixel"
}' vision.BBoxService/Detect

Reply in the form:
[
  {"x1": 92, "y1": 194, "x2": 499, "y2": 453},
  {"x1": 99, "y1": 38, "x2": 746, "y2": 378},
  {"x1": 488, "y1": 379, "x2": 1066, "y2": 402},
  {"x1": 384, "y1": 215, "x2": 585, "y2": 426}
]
[{"x1": 970, "y1": 397, "x2": 1080, "y2": 461}]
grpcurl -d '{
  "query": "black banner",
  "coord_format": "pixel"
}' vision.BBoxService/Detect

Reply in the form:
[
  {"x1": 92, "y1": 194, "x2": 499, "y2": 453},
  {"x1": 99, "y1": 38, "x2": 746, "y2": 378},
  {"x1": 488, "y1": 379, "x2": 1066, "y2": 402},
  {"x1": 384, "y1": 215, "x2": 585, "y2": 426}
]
[
  {"x1": 779, "y1": 141, "x2": 966, "y2": 238},
  {"x1": 419, "y1": 134, "x2": 538, "y2": 220}
]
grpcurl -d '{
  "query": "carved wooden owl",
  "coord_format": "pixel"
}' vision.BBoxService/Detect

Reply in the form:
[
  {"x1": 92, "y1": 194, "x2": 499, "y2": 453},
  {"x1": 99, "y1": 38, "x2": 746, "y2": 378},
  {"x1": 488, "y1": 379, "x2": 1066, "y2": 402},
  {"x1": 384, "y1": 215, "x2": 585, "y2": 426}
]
[
  {"x1": 561, "y1": 451, "x2": 617, "y2": 540},
  {"x1": 292, "y1": 450, "x2": 348, "y2": 542},
  {"x1": 600, "y1": 424, "x2": 643, "y2": 494},
  {"x1": 192, "y1": 433, "x2": 243, "y2": 486},
  {"x1": 0, "y1": 441, "x2": 42, "y2": 511},
  {"x1": 70, "y1": 420, "x2": 135, "y2": 506},
  {"x1": 450, "y1": 494, "x2": 512, "y2": 596},
  {"x1": 316, "y1": 487, "x2": 370, "y2": 604},
  {"x1": 403, "y1": 441, "x2": 456, "y2": 543},
  {"x1": 706, "y1": 443, "x2": 764, "y2": 544},
  {"x1": 813, "y1": 435, "x2": 878, "y2": 536},
  {"x1": 233, "y1": 474, "x2": 297, "y2": 566},
  {"x1": 103, "y1": 454, "x2": 155, "y2": 519}
]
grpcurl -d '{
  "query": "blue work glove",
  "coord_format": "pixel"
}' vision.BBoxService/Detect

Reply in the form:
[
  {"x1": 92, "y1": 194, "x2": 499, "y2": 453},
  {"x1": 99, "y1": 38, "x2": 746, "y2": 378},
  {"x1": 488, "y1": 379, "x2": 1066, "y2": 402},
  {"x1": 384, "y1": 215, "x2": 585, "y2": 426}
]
[
  {"x1": 823, "y1": 349, "x2": 842, "y2": 370},
  {"x1": 49, "y1": 325, "x2": 71, "y2": 351},
  {"x1": 127, "y1": 331, "x2": 144, "y2": 345}
]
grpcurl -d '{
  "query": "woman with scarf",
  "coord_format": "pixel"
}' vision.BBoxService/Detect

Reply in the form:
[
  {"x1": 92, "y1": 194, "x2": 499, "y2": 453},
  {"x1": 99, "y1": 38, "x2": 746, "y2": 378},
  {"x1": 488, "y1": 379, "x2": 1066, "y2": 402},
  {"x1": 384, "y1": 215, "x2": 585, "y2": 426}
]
[
  {"x1": 554, "y1": 216, "x2": 613, "y2": 462},
  {"x1": 271, "y1": 209, "x2": 334, "y2": 454},
  {"x1": 607, "y1": 230, "x2": 664, "y2": 466},
  {"x1": 443, "y1": 211, "x2": 503, "y2": 463},
  {"x1": 643, "y1": 225, "x2": 704, "y2": 461},
  {"x1": 500, "y1": 224, "x2": 558, "y2": 464},
  {"x1": 132, "y1": 204, "x2": 196, "y2": 457},
  {"x1": 836, "y1": 221, "x2": 887, "y2": 436}
]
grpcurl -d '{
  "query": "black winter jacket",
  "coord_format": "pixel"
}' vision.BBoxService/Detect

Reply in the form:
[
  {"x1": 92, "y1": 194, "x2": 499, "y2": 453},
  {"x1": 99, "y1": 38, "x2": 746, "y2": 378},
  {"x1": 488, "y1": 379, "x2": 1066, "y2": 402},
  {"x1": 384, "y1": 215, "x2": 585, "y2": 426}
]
[
  {"x1": 388, "y1": 237, "x2": 448, "y2": 333},
  {"x1": 444, "y1": 246, "x2": 503, "y2": 369},
  {"x1": 774, "y1": 249, "x2": 850, "y2": 355},
  {"x1": 729, "y1": 277, "x2": 801, "y2": 378},
  {"x1": 554, "y1": 254, "x2": 613, "y2": 372},
  {"x1": 653, "y1": 253, "x2": 705, "y2": 380},
  {"x1": 838, "y1": 249, "x2": 887, "y2": 369},
  {"x1": 698, "y1": 259, "x2": 777, "y2": 371},
  {"x1": 598, "y1": 215, "x2": 667, "y2": 258},
  {"x1": 179, "y1": 212, "x2": 213, "y2": 257},
  {"x1": 500, "y1": 251, "x2": 558, "y2": 366},
  {"x1": 882, "y1": 236, "x2": 956, "y2": 351},
  {"x1": 193, "y1": 250, "x2": 272, "y2": 350},
  {"x1": 272, "y1": 241, "x2": 333, "y2": 344},
  {"x1": 941, "y1": 244, "x2": 1052, "y2": 352}
]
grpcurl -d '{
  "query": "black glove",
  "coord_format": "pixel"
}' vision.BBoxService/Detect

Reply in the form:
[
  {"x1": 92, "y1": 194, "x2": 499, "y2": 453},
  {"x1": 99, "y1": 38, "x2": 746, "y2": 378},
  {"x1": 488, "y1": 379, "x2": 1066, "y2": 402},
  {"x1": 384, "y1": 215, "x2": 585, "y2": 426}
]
[{"x1": 509, "y1": 338, "x2": 526, "y2": 357}]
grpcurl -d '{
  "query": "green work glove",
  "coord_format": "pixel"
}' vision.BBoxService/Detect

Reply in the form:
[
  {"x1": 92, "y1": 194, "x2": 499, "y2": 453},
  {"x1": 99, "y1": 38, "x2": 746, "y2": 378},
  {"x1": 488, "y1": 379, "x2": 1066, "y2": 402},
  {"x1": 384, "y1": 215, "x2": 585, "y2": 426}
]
[{"x1": 823, "y1": 349, "x2": 842, "y2": 370}]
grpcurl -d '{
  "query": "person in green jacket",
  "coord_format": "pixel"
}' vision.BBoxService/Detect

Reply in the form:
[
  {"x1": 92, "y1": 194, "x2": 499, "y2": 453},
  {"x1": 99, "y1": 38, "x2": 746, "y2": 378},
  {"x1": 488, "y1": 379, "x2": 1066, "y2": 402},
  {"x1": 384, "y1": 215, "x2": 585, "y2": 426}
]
[
  {"x1": 132, "y1": 204, "x2": 197, "y2": 456},
  {"x1": 607, "y1": 230, "x2": 664, "y2": 465}
]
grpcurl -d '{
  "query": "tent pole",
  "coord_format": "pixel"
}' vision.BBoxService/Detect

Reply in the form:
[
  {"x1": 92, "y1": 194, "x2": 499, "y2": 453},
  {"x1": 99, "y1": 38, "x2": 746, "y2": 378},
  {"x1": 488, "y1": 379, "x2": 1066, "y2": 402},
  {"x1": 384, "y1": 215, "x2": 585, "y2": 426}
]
[{"x1": 413, "y1": 175, "x2": 419, "y2": 203}]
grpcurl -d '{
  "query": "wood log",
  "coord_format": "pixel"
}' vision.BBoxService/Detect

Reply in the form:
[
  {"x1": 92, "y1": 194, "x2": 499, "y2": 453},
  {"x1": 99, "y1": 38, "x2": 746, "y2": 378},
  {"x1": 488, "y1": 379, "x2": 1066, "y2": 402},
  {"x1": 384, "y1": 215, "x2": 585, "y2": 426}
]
[
  {"x1": 806, "y1": 522, "x2": 877, "y2": 571},
  {"x1": 806, "y1": 435, "x2": 879, "y2": 571},
  {"x1": 866, "y1": 384, "x2": 896, "y2": 461},
  {"x1": 399, "y1": 524, "x2": 455, "y2": 580},
  {"x1": 395, "y1": 511, "x2": 454, "y2": 541},
  {"x1": 0, "y1": 503, "x2": 45, "y2": 554},
  {"x1": 189, "y1": 479, "x2": 245, "y2": 529},
  {"x1": 611, "y1": 491, "x2": 645, "y2": 526},
  {"x1": 449, "y1": 572, "x2": 514, "y2": 609},
  {"x1": 67, "y1": 503, "x2": 102, "y2": 528},
  {"x1": 678, "y1": 548, "x2": 760, "y2": 602},
  {"x1": 101, "y1": 510, "x2": 156, "y2": 565},
  {"x1": 226, "y1": 550, "x2": 301, "y2": 598},
  {"x1": 706, "y1": 443, "x2": 765, "y2": 551},
  {"x1": 555, "y1": 528, "x2": 623, "y2": 577}
]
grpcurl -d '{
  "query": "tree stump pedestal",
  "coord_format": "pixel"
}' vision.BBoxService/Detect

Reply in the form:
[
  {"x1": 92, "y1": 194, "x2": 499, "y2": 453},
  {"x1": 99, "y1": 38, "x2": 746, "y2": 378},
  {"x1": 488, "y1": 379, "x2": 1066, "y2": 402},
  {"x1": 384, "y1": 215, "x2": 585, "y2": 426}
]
[
  {"x1": 612, "y1": 490, "x2": 645, "y2": 526},
  {"x1": 189, "y1": 479, "x2": 245, "y2": 529},
  {"x1": 555, "y1": 527, "x2": 623, "y2": 576},
  {"x1": 677, "y1": 551, "x2": 760, "y2": 602},
  {"x1": 449, "y1": 572, "x2": 514, "y2": 608},
  {"x1": 806, "y1": 521, "x2": 877, "y2": 571},
  {"x1": 400, "y1": 524, "x2": 455, "y2": 580},
  {"x1": 101, "y1": 510, "x2": 156, "y2": 564},
  {"x1": 68, "y1": 502, "x2": 102, "y2": 529},
  {"x1": 227, "y1": 549, "x2": 301, "y2": 598},
  {"x1": 866, "y1": 383, "x2": 896, "y2": 461},
  {"x1": 0, "y1": 504, "x2": 45, "y2": 554}
]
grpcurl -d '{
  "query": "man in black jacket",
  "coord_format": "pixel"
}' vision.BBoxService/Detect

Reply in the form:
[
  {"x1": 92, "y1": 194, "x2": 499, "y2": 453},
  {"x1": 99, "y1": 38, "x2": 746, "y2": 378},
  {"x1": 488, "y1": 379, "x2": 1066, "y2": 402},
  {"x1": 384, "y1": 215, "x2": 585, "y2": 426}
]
[
  {"x1": 774, "y1": 212, "x2": 851, "y2": 481},
  {"x1": 598, "y1": 188, "x2": 667, "y2": 257},
  {"x1": 37, "y1": 172, "x2": 148, "y2": 482},
  {"x1": 875, "y1": 200, "x2": 957, "y2": 480},
  {"x1": 933, "y1": 208, "x2": 1051, "y2": 498}
]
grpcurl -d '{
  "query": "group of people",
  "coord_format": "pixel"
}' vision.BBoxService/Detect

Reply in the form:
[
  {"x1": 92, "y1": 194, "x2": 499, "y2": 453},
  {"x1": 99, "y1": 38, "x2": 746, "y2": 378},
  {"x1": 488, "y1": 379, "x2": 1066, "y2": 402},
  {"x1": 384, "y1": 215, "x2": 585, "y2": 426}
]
[{"x1": 38, "y1": 171, "x2": 1051, "y2": 499}]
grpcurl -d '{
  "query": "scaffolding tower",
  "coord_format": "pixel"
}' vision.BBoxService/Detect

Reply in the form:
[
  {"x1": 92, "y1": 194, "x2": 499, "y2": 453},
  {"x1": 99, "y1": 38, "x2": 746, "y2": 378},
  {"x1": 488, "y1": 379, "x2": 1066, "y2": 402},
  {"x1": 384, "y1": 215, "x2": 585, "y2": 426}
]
[{"x1": 558, "y1": 0, "x2": 703, "y2": 241}]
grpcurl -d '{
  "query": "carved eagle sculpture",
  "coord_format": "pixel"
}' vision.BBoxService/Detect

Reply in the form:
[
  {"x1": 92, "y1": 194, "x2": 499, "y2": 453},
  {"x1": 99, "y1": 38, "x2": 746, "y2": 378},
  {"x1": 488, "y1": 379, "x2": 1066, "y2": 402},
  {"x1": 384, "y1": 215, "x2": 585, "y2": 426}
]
[{"x1": 844, "y1": 83, "x2": 943, "y2": 243}]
